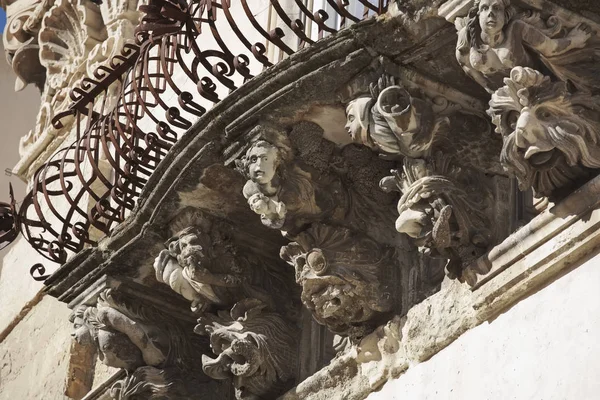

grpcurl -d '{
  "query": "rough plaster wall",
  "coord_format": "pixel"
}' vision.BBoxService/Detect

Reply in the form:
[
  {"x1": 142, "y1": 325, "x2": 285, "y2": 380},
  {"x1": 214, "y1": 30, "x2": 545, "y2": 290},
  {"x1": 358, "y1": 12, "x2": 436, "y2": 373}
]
[
  {"x1": 0, "y1": 296, "x2": 72, "y2": 400},
  {"x1": 368, "y1": 250, "x2": 600, "y2": 400},
  {"x1": 0, "y1": 237, "x2": 49, "y2": 333}
]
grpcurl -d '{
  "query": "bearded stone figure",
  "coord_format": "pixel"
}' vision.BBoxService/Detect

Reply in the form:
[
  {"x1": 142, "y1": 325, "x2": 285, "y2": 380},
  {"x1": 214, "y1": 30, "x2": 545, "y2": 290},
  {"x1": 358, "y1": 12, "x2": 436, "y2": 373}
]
[
  {"x1": 280, "y1": 224, "x2": 397, "y2": 339},
  {"x1": 380, "y1": 155, "x2": 495, "y2": 280},
  {"x1": 488, "y1": 66, "x2": 600, "y2": 199},
  {"x1": 196, "y1": 299, "x2": 298, "y2": 400},
  {"x1": 154, "y1": 225, "x2": 279, "y2": 312},
  {"x1": 456, "y1": 0, "x2": 599, "y2": 93}
]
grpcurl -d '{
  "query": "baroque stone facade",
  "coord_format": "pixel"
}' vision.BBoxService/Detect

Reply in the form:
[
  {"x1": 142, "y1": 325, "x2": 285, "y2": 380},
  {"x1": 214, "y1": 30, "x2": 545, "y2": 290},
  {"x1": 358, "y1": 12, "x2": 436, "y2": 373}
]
[{"x1": 2, "y1": 0, "x2": 600, "y2": 399}]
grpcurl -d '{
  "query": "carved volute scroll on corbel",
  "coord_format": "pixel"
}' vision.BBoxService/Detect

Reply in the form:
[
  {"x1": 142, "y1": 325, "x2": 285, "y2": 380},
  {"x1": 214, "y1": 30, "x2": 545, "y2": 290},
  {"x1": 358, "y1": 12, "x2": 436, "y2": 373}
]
[
  {"x1": 455, "y1": 0, "x2": 600, "y2": 94},
  {"x1": 488, "y1": 66, "x2": 600, "y2": 199},
  {"x1": 196, "y1": 299, "x2": 299, "y2": 400},
  {"x1": 2, "y1": 0, "x2": 50, "y2": 91},
  {"x1": 70, "y1": 288, "x2": 218, "y2": 399},
  {"x1": 281, "y1": 223, "x2": 399, "y2": 340}
]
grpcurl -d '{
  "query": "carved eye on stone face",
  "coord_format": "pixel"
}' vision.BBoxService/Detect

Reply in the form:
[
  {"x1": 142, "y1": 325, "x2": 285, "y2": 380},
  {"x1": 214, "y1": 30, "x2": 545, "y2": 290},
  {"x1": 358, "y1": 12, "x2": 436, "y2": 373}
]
[
  {"x1": 504, "y1": 110, "x2": 520, "y2": 134},
  {"x1": 535, "y1": 107, "x2": 552, "y2": 121},
  {"x1": 306, "y1": 249, "x2": 327, "y2": 275}
]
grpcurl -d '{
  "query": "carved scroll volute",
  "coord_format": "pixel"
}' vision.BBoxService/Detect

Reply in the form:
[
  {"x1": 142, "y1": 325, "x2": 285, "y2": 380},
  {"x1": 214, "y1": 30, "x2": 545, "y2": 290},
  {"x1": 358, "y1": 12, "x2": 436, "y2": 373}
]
[
  {"x1": 3, "y1": 0, "x2": 49, "y2": 91},
  {"x1": 39, "y1": 0, "x2": 107, "y2": 91},
  {"x1": 489, "y1": 66, "x2": 600, "y2": 199},
  {"x1": 195, "y1": 299, "x2": 299, "y2": 400},
  {"x1": 281, "y1": 224, "x2": 397, "y2": 340},
  {"x1": 455, "y1": 0, "x2": 600, "y2": 93}
]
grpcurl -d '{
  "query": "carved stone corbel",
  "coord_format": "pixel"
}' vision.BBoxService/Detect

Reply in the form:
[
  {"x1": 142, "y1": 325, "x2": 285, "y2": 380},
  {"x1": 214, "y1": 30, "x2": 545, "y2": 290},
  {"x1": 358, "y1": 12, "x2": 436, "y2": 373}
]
[
  {"x1": 196, "y1": 299, "x2": 299, "y2": 400},
  {"x1": 280, "y1": 223, "x2": 399, "y2": 339},
  {"x1": 455, "y1": 0, "x2": 600, "y2": 93},
  {"x1": 234, "y1": 124, "x2": 347, "y2": 234},
  {"x1": 2, "y1": 0, "x2": 50, "y2": 92},
  {"x1": 70, "y1": 288, "x2": 216, "y2": 398},
  {"x1": 488, "y1": 66, "x2": 600, "y2": 199},
  {"x1": 343, "y1": 73, "x2": 503, "y2": 280},
  {"x1": 153, "y1": 215, "x2": 296, "y2": 314}
]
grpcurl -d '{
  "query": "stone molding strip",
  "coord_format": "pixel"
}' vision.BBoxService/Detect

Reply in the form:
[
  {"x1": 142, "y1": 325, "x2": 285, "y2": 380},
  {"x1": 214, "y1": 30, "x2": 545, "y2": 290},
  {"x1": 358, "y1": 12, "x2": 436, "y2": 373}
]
[{"x1": 282, "y1": 174, "x2": 600, "y2": 400}]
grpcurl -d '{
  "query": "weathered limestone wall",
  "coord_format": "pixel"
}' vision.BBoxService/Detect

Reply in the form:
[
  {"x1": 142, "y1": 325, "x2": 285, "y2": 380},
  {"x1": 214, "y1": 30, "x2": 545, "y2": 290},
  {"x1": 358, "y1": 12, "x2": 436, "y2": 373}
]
[
  {"x1": 368, "y1": 249, "x2": 600, "y2": 400},
  {"x1": 0, "y1": 296, "x2": 72, "y2": 400}
]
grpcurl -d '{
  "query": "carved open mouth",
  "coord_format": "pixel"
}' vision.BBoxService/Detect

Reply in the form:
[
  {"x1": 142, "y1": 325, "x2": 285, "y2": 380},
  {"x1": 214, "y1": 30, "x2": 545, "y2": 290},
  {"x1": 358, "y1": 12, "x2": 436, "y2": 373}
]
[{"x1": 527, "y1": 149, "x2": 558, "y2": 168}]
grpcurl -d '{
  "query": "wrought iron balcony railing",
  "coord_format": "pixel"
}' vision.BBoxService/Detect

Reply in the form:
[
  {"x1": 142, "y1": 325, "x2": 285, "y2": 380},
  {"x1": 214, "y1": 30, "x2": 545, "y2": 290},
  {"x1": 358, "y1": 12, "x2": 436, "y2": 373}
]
[{"x1": 0, "y1": 0, "x2": 390, "y2": 269}]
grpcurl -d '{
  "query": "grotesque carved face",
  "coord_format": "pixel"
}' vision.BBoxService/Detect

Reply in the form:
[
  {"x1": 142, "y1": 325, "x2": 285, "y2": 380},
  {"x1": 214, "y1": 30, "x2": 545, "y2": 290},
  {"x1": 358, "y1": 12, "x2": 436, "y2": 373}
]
[
  {"x1": 198, "y1": 302, "x2": 297, "y2": 400},
  {"x1": 478, "y1": 0, "x2": 507, "y2": 36},
  {"x1": 489, "y1": 67, "x2": 600, "y2": 198},
  {"x1": 245, "y1": 142, "x2": 280, "y2": 185},
  {"x1": 281, "y1": 225, "x2": 394, "y2": 337}
]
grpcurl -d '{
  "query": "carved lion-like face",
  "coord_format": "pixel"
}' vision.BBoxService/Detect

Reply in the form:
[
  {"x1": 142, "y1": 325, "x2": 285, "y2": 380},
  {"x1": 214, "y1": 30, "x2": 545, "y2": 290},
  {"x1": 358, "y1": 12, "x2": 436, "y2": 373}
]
[
  {"x1": 489, "y1": 67, "x2": 600, "y2": 198},
  {"x1": 201, "y1": 314, "x2": 296, "y2": 400}
]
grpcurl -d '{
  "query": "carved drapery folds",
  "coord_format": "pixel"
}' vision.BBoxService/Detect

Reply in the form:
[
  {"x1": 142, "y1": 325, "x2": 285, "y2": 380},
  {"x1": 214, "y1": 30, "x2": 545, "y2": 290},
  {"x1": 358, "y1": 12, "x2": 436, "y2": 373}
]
[
  {"x1": 196, "y1": 299, "x2": 299, "y2": 400},
  {"x1": 281, "y1": 224, "x2": 398, "y2": 339}
]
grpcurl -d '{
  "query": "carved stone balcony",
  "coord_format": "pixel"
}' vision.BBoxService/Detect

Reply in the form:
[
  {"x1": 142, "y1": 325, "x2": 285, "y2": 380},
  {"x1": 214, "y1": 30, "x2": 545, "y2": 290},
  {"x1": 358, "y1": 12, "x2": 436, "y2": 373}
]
[{"x1": 3, "y1": 0, "x2": 600, "y2": 398}]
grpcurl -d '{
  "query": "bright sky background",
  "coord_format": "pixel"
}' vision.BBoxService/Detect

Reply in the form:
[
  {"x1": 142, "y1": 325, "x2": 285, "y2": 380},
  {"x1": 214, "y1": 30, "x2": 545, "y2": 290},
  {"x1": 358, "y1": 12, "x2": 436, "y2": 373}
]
[{"x1": 0, "y1": 8, "x2": 5, "y2": 33}]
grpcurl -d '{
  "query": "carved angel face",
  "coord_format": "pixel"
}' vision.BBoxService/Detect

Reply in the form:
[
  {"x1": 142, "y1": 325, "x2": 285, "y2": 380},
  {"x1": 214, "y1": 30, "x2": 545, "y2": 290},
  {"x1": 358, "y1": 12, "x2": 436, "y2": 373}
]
[
  {"x1": 344, "y1": 98, "x2": 371, "y2": 144},
  {"x1": 478, "y1": 0, "x2": 507, "y2": 36},
  {"x1": 489, "y1": 67, "x2": 600, "y2": 197},
  {"x1": 246, "y1": 143, "x2": 280, "y2": 185}
]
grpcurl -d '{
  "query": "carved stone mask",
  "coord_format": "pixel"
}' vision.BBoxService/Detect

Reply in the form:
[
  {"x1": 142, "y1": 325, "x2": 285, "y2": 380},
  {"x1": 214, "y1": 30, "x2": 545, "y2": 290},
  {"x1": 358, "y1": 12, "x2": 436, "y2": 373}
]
[
  {"x1": 198, "y1": 301, "x2": 297, "y2": 400},
  {"x1": 281, "y1": 225, "x2": 394, "y2": 337},
  {"x1": 489, "y1": 67, "x2": 600, "y2": 198}
]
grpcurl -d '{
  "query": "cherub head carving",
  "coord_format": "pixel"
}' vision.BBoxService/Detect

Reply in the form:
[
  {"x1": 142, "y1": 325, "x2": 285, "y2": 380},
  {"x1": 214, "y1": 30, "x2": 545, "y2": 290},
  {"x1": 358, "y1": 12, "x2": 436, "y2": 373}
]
[{"x1": 488, "y1": 67, "x2": 600, "y2": 198}]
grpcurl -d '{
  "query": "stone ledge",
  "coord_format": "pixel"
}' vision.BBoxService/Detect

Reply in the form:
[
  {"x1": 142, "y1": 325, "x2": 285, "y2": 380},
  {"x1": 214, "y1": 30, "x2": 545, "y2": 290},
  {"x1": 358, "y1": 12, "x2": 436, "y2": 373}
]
[{"x1": 282, "y1": 174, "x2": 600, "y2": 400}]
